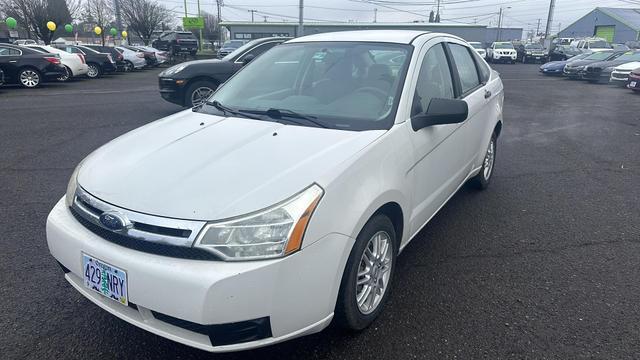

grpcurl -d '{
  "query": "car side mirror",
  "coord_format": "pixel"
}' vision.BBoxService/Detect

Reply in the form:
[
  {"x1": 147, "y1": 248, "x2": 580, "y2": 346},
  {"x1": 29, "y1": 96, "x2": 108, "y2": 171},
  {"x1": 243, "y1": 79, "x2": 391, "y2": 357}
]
[
  {"x1": 411, "y1": 98, "x2": 468, "y2": 131},
  {"x1": 242, "y1": 54, "x2": 255, "y2": 65}
]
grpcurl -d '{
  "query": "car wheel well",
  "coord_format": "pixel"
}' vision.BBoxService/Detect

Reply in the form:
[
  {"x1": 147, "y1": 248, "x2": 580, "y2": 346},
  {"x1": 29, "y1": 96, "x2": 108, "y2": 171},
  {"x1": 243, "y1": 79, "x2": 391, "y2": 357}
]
[
  {"x1": 494, "y1": 121, "x2": 503, "y2": 138},
  {"x1": 186, "y1": 76, "x2": 219, "y2": 88},
  {"x1": 371, "y1": 202, "x2": 404, "y2": 250}
]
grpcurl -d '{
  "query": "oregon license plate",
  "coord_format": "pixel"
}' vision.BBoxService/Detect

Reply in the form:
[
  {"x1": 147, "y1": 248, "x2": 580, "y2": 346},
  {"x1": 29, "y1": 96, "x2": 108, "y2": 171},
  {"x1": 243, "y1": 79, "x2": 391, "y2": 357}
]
[
  {"x1": 630, "y1": 81, "x2": 637, "y2": 87},
  {"x1": 83, "y1": 254, "x2": 128, "y2": 306}
]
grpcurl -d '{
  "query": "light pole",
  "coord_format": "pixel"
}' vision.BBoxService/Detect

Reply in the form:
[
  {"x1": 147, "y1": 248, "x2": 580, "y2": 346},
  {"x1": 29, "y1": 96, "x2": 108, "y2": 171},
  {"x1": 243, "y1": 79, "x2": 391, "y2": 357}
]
[
  {"x1": 544, "y1": 0, "x2": 556, "y2": 40},
  {"x1": 298, "y1": 0, "x2": 304, "y2": 37},
  {"x1": 496, "y1": 6, "x2": 511, "y2": 41}
]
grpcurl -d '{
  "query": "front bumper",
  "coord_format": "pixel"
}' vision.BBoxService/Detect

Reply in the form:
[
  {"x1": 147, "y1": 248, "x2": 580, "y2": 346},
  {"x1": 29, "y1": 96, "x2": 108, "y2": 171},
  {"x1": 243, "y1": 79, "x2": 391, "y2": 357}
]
[
  {"x1": 610, "y1": 71, "x2": 631, "y2": 85},
  {"x1": 582, "y1": 70, "x2": 607, "y2": 81},
  {"x1": 540, "y1": 67, "x2": 564, "y2": 75},
  {"x1": 492, "y1": 54, "x2": 517, "y2": 61},
  {"x1": 563, "y1": 68, "x2": 584, "y2": 78},
  {"x1": 46, "y1": 198, "x2": 351, "y2": 352},
  {"x1": 524, "y1": 54, "x2": 547, "y2": 62},
  {"x1": 158, "y1": 77, "x2": 187, "y2": 106}
]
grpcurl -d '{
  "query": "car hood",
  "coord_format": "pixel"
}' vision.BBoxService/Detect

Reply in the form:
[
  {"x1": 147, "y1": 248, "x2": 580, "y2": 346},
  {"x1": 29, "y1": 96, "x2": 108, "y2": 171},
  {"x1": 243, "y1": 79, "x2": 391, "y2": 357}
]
[
  {"x1": 566, "y1": 58, "x2": 607, "y2": 67},
  {"x1": 542, "y1": 61, "x2": 566, "y2": 69},
  {"x1": 78, "y1": 110, "x2": 385, "y2": 221},
  {"x1": 614, "y1": 61, "x2": 640, "y2": 71}
]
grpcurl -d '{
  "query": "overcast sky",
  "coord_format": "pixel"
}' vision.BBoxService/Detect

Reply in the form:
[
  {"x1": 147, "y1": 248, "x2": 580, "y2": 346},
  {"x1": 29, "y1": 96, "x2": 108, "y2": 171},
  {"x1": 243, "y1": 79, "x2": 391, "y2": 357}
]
[{"x1": 159, "y1": 0, "x2": 640, "y2": 34}]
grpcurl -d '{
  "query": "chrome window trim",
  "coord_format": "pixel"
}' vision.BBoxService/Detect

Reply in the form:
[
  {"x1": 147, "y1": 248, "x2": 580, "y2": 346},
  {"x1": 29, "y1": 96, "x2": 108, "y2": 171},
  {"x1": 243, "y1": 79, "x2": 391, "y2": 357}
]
[
  {"x1": 0, "y1": 46, "x2": 22, "y2": 56},
  {"x1": 71, "y1": 186, "x2": 206, "y2": 248}
]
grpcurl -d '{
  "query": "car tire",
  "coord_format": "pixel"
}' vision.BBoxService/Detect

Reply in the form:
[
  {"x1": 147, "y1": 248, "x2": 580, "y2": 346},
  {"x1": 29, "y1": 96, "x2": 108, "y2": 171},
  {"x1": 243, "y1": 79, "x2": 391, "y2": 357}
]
[
  {"x1": 522, "y1": 57, "x2": 527, "y2": 64},
  {"x1": 18, "y1": 68, "x2": 41, "y2": 88},
  {"x1": 470, "y1": 132, "x2": 497, "y2": 190},
  {"x1": 335, "y1": 214, "x2": 397, "y2": 331},
  {"x1": 86, "y1": 63, "x2": 102, "y2": 78},
  {"x1": 57, "y1": 66, "x2": 71, "y2": 82},
  {"x1": 185, "y1": 80, "x2": 217, "y2": 108},
  {"x1": 124, "y1": 61, "x2": 134, "y2": 72}
]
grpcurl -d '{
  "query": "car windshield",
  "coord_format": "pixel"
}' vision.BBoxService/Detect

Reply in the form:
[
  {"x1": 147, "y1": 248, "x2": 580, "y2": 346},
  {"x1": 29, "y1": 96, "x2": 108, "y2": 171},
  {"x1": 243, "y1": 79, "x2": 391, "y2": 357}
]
[
  {"x1": 221, "y1": 40, "x2": 245, "y2": 50},
  {"x1": 588, "y1": 41, "x2": 611, "y2": 48},
  {"x1": 585, "y1": 51, "x2": 614, "y2": 60},
  {"x1": 525, "y1": 44, "x2": 543, "y2": 50},
  {"x1": 177, "y1": 33, "x2": 195, "y2": 39},
  {"x1": 469, "y1": 43, "x2": 483, "y2": 49},
  {"x1": 495, "y1": 43, "x2": 514, "y2": 49},
  {"x1": 616, "y1": 51, "x2": 640, "y2": 61},
  {"x1": 79, "y1": 46, "x2": 99, "y2": 54},
  {"x1": 203, "y1": 41, "x2": 412, "y2": 131}
]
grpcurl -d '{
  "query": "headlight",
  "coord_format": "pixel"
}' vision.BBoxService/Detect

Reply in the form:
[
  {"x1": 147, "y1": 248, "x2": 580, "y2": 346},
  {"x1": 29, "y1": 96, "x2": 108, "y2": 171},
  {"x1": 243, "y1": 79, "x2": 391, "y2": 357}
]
[
  {"x1": 526, "y1": 51, "x2": 532, "y2": 54},
  {"x1": 65, "y1": 162, "x2": 83, "y2": 207},
  {"x1": 160, "y1": 64, "x2": 187, "y2": 77},
  {"x1": 195, "y1": 185, "x2": 324, "y2": 261}
]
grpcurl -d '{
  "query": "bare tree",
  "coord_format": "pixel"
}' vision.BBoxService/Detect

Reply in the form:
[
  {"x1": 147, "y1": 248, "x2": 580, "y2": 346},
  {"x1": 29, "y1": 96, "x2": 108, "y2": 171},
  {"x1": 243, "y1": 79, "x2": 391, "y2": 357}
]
[
  {"x1": 120, "y1": 0, "x2": 172, "y2": 45},
  {"x1": 1, "y1": 0, "x2": 81, "y2": 44},
  {"x1": 84, "y1": 0, "x2": 114, "y2": 45}
]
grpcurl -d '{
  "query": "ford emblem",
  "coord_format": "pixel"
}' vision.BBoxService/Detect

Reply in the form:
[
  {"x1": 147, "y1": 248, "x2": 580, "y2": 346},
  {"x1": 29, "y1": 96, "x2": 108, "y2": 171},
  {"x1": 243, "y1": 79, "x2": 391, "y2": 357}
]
[{"x1": 99, "y1": 211, "x2": 131, "y2": 232}]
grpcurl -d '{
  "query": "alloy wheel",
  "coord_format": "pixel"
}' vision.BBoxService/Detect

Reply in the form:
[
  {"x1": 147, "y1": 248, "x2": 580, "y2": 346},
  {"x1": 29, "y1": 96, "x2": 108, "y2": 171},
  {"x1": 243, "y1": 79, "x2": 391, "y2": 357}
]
[
  {"x1": 483, "y1": 138, "x2": 495, "y2": 180},
  {"x1": 87, "y1": 65, "x2": 99, "y2": 78},
  {"x1": 20, "y1": 70, "x2": 40, "y2": 87},
  {"x1": 356, "y1": 231, "x2": 393, "y2": 315},
  {"x1": 190, "y1": 87, "x2": 214, "y2": 107},
  {"x1": 125, "y1": 61, "x2": 133, "y2": 72}
]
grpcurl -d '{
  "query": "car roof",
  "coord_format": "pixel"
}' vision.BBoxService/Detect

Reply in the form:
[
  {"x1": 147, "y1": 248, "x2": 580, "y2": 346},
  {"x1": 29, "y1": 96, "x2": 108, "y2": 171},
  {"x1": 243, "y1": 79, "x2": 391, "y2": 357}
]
[{"x1": 287, "y1": 30, "x2": 430, "y2": 44}]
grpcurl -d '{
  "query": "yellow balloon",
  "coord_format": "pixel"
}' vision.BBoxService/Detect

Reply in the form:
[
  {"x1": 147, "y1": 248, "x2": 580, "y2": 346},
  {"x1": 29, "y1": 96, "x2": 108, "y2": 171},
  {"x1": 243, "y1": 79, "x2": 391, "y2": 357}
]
[
  {"x1": 121, "y1": 30, "x2": 128, "y2": 38},
  {"x1": 46, "y1": 21, "x2": 56, "y2": 31},
  {"x1": 94, "y1": 26, "x2": 102, "y2": 35}
]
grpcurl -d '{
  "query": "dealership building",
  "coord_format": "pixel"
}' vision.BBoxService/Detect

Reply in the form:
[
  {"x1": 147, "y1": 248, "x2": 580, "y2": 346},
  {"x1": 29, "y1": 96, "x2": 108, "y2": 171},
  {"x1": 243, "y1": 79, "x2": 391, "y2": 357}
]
[
  {"x1": 220, "y1": 22, "x2": 523, "y2": 45},
  {"x1": 558, "y1": 7, "x2": 640, "y2": 43}
]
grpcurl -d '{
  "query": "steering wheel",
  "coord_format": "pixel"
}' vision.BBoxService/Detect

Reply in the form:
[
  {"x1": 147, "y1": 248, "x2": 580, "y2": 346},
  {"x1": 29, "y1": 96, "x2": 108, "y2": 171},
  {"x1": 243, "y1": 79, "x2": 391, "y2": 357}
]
[{"x1": 354, "y1": 87, "x2": 388, "y2": 101}]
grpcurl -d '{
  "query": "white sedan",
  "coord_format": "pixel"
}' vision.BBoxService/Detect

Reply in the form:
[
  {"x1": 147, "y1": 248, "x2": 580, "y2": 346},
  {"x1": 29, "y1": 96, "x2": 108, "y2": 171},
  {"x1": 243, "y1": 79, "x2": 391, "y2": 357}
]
[
  {"x1": 24, "y1": 44, "x2": 88, "y2": 81},
  {"x1": 114, "y1": 46, "x2": 147, "y2": 71},
  {"x1": 47, "y1": 30, "x2": 503, "y2": 352}
]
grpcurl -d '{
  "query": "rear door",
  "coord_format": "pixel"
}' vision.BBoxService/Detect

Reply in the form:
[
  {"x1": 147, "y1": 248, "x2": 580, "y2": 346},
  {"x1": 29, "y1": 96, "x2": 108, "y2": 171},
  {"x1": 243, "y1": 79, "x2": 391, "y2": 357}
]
[{"x1": 0, "y1": 45, "x2": 22, "y2": 82}]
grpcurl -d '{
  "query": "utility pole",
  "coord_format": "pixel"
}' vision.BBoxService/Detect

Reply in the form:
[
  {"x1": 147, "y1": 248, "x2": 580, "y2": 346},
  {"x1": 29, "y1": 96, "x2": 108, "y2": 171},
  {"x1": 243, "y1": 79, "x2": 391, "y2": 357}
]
[
  {"x1": 436, "y1": 0, "x2": 441, "y2": 22},
  {"x1": 216, "y1": 0, "x2": 223, "y2": 48},
  {"x1": 248, "y1": 9, "x2": 257, "y2": 23},
  {"x1": 374, "y1": 8, "x2": 377, "y2": 23},
  {"x1": 197, "y1": 0, "x2": 203, "y2": 52},
  {"x1": 536, "y1": 18, "x2": 541, "y2": 36},
  {"x1": 497, "y1": 7, "x2": 503, "y2": 41},
  {"x1": 298, "y1": 0, "x2": 304, "y2": 37},
  {"x1": 544, "y1": 0, "x2": 556, "y2": 39}
]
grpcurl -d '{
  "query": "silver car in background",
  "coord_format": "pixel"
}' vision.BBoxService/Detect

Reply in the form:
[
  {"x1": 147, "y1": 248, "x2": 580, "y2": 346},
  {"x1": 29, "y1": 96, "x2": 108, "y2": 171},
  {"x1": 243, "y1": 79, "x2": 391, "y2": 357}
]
[{"x1": 115, "y1": 46, "x2": 147, "y2": 71}]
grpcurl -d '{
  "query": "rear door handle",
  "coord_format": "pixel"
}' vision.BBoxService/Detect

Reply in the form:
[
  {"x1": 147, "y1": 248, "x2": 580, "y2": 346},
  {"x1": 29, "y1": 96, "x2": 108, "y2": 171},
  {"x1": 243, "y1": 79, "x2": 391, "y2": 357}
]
[
  {"x1": 9, "y1": 60, "x2": 17, "y2": 63},
  {"x1": 484, "y1": 90, "x2": 492, "y2": 99}
]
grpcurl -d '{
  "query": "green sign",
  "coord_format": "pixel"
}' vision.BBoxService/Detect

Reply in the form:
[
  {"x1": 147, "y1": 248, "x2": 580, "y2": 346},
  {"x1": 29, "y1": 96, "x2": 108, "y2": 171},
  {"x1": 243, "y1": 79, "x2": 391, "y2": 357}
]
[{"x1": 183, "y1": 17, "x2": 204, "y2": 29}]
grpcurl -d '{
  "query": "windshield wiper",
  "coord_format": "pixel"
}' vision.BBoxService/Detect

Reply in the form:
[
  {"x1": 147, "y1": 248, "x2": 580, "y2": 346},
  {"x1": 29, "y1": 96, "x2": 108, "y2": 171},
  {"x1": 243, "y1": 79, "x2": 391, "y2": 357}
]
[
  {"x1": 240, "y1": 108, "x2": 329, "y2": 128},
  {"x1": 204, "y1": 100, "x2": 262, "y2": 120}
]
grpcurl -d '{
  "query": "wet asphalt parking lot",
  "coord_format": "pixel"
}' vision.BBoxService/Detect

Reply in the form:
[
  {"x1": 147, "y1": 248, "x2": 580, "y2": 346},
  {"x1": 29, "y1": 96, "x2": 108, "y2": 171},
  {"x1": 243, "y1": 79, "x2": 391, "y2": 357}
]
[{"x1": 1, "y1": 64, "x2": 639, "y2": 359}]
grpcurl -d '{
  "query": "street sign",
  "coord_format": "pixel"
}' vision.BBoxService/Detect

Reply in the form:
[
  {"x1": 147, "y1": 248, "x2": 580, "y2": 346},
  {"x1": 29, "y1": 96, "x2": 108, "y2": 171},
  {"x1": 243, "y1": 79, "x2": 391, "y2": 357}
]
[{"x1": 183, "y1": 17, "x2": 204, "y2": 29}]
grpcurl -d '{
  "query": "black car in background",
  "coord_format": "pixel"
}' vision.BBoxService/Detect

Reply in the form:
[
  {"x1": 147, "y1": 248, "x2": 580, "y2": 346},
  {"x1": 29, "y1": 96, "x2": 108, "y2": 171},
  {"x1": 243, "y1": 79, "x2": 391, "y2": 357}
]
[
  {"x1": 152, "y1": 31, "x2": 198, "y2": 56},
  {"x1": 563, "y1": 51, "x2": 622, "y2": 79},
  {"x1": 57, "y1": 45, "x2": 116, "y2": 78},
  {"x1": 81, "y1": 44, "x2": 126, "y2": 71},
  {"x1": 0, "y1": 44, "x2": 66, "y2": 87},
  {"x1": 158, "y1": 37, "x2": 288, "y2": 107},
  {"x1": 516, "y1": 43, "x2": 547, "y2": 63},
  {"x1": 548, "y1": 44, "x2": 582, "y2": 61},
  {"x1": 582, "y1": 50, "x2": 640, "y2": 83}
]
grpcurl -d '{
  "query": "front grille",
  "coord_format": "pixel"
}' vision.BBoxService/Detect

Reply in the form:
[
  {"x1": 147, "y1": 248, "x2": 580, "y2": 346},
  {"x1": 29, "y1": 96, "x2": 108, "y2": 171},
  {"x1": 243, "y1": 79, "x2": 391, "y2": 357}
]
[
  {"x1": 71, "y1": 207, "x2": 219, "y2": 260},
  {"x1": 151, "y1": 311, "x2": 272, "y2": 346}
]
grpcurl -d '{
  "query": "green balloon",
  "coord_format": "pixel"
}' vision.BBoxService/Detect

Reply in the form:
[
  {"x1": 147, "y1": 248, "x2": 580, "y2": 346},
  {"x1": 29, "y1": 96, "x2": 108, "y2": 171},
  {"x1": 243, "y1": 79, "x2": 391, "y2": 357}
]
[
  {"x1": 65, "y1": 24, "x2": 73, "y2": 33},
  {"x1": 110, "y1": 28, "x2": 117, "y2": 36},
  {"x1": 6, "y1": 17, "x2": 17, "y2": 29}
]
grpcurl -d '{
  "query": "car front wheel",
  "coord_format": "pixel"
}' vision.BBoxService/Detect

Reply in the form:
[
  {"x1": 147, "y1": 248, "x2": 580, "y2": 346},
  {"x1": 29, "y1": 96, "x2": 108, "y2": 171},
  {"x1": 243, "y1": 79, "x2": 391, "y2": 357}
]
[
  {"x1": 470, "y1": 132, "x2": 497, "y2": 189},
  {"x1": 185, "y1": 80, "x2": 217, "y2": 107},
  {"x1": 336, "y1": 214, "x2": 397, "y2": 330},
  {"x1": 19, "y1": 68, "x2": 41, "y2": 88}
]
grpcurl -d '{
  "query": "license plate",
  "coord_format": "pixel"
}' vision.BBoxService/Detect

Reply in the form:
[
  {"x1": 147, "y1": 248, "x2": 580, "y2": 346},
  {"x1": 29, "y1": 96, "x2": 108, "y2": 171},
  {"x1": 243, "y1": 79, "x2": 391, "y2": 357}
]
[
  {"x1": 83, "y1": 254, "x2": 128, "y2": 306},
  {"x1": 535, "y1": 57, "x2": 540, "y2": 59},
  {"x1": 631, "y1": 81, "x2": 637, "y2": 87}
]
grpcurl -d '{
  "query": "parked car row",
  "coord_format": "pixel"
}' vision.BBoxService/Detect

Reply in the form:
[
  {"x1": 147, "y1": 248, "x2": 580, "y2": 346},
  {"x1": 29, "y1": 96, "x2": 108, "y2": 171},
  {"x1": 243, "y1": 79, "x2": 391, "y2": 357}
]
[
  {"x1": 540, "y1": 49, "x2": 640, "y2": 92},
  {"x1": 0, "y1": 43, "x2": 168, "y2": 88}
]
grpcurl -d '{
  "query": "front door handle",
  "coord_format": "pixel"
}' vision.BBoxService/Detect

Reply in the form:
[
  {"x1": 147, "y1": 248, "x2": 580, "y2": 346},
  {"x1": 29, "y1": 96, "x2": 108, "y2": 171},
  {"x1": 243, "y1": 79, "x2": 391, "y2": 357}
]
[
  {"x1": 9, "y1": 60, "x2": 17, "y2": 63},
  {"x1": 484, "y1": 90, "x2": 492, "y2": 99}
]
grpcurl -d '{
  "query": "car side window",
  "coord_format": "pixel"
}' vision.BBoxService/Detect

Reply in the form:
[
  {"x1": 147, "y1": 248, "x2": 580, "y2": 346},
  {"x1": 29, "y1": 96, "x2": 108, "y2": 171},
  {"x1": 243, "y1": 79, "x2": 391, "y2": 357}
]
[
  {"x1": 448, "y1": 43, "x2": 481, "y2": 95},
  {"x1": 0, "y1": 47, "x2": 21, "y2": 55},
  {"x1": 471, "y1": 50, "x2": 491, "y2": 84},
  {"x1": 411, "y1": 43, "x2": 455, "y2": 117},
  {"x1": 237, "y1": 42, "x2": 279, "y2": 62}
]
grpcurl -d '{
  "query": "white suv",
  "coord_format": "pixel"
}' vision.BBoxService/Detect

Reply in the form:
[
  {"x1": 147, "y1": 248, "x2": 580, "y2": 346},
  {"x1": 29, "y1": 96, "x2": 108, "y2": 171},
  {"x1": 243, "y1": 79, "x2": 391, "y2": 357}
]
[
  {"x1": 47, "y1": 30, "x2": 504, "y2": 352},
  {"x1": 487, "y1": 42, "x2": 517, "y2": 63}
]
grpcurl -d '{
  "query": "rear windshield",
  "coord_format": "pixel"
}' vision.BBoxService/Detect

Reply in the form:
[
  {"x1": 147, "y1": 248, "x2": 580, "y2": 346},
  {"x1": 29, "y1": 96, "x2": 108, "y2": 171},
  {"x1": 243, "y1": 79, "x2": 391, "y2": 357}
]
[
  {"x1": 588, "y1": 41, "x2": 612, "y2": 49},
  {"x1": 525, "y1": 44, "x2": 543, "y2": 50}
]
